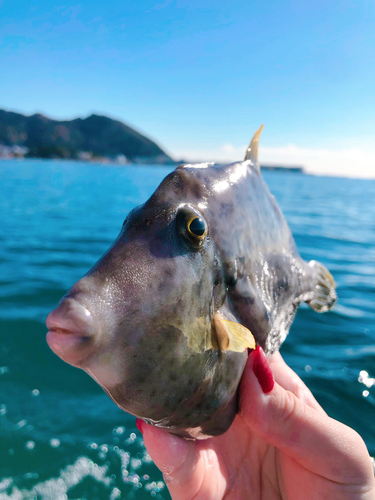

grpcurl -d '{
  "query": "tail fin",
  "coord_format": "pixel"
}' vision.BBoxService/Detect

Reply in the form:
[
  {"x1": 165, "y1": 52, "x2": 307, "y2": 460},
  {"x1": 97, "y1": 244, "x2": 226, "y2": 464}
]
[{"x1": 306, "y1": 260, "x2": 337, "y2": 313}]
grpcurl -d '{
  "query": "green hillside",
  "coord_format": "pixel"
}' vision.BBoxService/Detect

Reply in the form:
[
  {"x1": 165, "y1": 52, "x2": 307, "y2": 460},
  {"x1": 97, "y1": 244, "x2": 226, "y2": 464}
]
[{"x1": 0, "y1": 110, "x2": 172, "y2": 162}]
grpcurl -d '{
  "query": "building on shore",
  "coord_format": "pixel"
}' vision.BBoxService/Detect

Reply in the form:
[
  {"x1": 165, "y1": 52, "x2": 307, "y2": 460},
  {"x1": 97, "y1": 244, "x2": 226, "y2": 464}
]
[{"x1": 0, "y1": 144, "x2": 29, "y2": 159}]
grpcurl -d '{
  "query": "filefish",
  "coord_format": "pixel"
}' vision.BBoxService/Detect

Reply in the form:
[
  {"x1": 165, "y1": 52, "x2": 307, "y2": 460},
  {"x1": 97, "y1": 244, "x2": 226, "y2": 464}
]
[{"x1": 46, "y1": 127, "x2": 337, "y2": 439}]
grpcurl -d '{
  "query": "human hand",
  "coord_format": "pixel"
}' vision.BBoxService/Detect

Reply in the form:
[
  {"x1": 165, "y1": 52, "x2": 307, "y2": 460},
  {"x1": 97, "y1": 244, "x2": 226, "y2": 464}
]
[{"x1": 137, "y1": 347, "x2": 375, "y2": 499}]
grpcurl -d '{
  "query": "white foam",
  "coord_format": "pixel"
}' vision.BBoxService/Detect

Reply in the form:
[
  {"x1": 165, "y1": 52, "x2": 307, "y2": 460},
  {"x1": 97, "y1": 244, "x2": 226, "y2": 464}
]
[
  {"x1": 0, "y1": 457, "x2": 109, "y2": 500},
  {"x1": 358, "y1": 370, "x2": 375, "y2": 389}
]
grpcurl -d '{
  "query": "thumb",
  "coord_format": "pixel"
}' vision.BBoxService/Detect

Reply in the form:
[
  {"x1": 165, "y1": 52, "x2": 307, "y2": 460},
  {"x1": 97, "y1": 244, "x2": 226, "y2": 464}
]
[
  {"x1": 138, "y1": 420, "x2": 205, "y2": 500},
  {"x1": 239, "y1": 347, "x2": 374, "y2": 486}
]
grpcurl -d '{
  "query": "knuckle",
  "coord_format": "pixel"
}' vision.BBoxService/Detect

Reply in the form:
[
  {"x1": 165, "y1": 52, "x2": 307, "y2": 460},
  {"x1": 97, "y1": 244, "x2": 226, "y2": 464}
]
[
  {"x1": 263, "y1": 389, "x2": 299, "y2": 441},
  {"x1": 278, "y1": 389, "x2": 299, "y2": 428}
]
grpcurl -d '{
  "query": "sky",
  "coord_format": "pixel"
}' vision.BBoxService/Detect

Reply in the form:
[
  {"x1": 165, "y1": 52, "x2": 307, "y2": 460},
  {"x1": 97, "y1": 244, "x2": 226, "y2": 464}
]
[{"x1": 1, "y1": 0, "x2": 375, "y2": 177}]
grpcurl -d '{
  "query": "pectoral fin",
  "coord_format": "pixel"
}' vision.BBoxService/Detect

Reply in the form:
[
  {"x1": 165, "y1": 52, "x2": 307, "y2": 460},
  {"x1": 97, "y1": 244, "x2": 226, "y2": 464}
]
[{"x1": 211, "y1": 313, "x2": 256, "y2": 352}]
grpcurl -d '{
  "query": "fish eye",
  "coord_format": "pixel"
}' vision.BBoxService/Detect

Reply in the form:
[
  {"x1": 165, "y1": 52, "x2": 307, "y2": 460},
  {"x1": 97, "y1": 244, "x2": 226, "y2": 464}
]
[
  {"x1": 187, "y1": 217, "x2": 207, "y2": 239},
  {"x1": 177, "y1": 208, "x2": 208, "y2": 247}
]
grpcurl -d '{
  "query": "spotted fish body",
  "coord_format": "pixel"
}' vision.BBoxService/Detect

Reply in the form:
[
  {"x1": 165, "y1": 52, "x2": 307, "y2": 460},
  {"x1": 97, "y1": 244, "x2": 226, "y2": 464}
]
[{"x1": 46, "y1": 129, "x2": 336, "y2": 439}]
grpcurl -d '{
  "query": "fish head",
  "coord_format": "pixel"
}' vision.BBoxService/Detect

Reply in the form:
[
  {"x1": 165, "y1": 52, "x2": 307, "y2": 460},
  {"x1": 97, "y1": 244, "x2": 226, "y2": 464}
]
[{"x1": 46, "y1": 167, "x2": 230, "y2": 424}]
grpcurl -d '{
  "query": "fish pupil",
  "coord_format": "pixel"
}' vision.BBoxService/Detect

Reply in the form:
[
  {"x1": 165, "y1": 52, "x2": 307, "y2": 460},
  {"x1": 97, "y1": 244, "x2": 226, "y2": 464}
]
[{"x1": 189, "y1": 217, "x2": 206, "y2": 237}]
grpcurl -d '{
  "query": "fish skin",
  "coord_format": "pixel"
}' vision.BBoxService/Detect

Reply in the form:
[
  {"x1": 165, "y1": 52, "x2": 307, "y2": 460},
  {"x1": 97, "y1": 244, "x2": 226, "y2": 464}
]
[{"x1": 46, "y1": 159, "x2": 336, "y2": 439}]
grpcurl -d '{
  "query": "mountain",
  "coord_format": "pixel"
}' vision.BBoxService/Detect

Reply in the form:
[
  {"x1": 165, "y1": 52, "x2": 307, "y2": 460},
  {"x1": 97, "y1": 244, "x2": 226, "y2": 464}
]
[{"x1": 0, "y1": 109, "x2": 172, "y2": 162}]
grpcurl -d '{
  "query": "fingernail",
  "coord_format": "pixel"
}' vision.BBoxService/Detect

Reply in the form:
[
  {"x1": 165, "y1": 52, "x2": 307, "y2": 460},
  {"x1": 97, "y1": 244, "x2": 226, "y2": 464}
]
[
  {"x1": 136, "y1": 418, "x2": 144, "y2": 434},
  {"x1": 253, "y1": 346, "x2": 274, "y2": 394}
]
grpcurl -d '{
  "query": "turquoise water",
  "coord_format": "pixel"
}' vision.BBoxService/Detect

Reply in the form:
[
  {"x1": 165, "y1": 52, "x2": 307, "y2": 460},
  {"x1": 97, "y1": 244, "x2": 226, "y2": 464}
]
[{"x1": 0, "y1": 159, "x2": 374, "y2": 499}]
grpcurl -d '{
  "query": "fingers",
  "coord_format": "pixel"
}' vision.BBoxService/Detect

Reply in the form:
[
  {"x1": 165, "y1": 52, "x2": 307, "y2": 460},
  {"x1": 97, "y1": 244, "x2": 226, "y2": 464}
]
[
  {"x1": 270, "y1": 351, "x2": 324, "y2": 413},
  {"x1": 240, "y1": 348, "x2": 375, "y2": 487}
]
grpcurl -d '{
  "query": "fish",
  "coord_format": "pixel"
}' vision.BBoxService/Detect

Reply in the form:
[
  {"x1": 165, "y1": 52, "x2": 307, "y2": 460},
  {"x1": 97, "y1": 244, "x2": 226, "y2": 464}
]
[{"x1": 46, "y1": 126, "x2": 337, "y2": 439}]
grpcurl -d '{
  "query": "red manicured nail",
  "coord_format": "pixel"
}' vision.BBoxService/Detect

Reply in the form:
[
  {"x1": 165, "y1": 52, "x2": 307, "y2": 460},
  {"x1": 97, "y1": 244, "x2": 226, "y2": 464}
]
[
  {"x1": 136, "y1": 418, "x2": 144, "y2": 434},
  {"x1": 253, "y1": 346, "x2": 274, "y2": 394}
]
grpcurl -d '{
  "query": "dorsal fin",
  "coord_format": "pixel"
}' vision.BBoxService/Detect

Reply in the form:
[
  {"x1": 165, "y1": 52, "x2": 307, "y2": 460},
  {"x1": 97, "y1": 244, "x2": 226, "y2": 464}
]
[{"x1": 244, "y1": 124, "x2": 264, "y2": 166}]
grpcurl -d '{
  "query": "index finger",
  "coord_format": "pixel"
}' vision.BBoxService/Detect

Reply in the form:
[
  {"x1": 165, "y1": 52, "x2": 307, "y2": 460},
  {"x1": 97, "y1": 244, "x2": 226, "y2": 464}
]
[{"x1": 270, "y1": 351, "x2": 325, "y2": 413}]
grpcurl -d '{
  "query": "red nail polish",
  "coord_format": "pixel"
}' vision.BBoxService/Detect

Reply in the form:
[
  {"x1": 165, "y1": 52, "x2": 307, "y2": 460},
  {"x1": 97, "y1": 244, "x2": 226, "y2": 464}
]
[
  {"x1": 136, "y1": 418, "x2": 144, "y2": 434},
  {"x1": 253, "y1": 346, "x2": 274, "y2": 394}
]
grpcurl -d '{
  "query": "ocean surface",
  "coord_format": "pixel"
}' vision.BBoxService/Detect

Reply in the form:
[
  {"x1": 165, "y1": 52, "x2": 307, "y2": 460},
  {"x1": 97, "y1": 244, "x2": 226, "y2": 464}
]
[{"x1": 0, "y1": 159, "x2": 374, "y2": 500}]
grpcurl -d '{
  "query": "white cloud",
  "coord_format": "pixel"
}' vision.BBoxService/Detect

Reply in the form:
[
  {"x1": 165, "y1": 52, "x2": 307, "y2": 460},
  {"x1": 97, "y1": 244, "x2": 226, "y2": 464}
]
[{"x1": 173, "y1": 144, "x2": 375, "y2": 179}]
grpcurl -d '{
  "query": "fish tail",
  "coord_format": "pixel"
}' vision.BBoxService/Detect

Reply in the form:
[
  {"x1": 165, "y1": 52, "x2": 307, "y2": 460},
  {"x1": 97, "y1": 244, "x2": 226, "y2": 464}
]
[{"x1": 306, "y1": 260, "x2": 337, "y2": 313}]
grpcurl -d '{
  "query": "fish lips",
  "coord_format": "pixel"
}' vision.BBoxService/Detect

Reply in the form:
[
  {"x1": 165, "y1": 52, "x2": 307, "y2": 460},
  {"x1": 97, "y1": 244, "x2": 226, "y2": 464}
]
[{"x1": 46, "y1": 298, "x2": 96, "y2": 367}]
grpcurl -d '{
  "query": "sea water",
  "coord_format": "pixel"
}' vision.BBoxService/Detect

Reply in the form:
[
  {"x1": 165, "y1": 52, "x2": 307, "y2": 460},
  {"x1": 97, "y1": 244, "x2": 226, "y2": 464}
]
[{"x1": 0, "y1": 160, "x2": 374, "y2": 499}]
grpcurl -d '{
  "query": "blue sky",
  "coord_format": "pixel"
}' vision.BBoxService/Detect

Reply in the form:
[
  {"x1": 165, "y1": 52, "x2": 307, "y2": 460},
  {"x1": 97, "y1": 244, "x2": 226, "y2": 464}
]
[{"x1": 1, "y1": 0, "x2": 375, "y2": 177}]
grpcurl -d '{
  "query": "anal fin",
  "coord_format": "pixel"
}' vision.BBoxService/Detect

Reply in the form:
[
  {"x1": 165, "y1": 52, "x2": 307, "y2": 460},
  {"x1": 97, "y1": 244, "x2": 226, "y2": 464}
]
[{"x1": 211, "y1": 313, "x2": 256, "y2": 352}]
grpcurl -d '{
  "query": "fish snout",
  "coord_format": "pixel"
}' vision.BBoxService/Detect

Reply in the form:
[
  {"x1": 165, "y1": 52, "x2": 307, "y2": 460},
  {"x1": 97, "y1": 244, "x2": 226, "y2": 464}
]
[
  {"x1": 46, "y1": 297, "x2": 95, "y2": 335},
  {"x1": 46, "y1": 298, "x2": 97, "y2": 366}
]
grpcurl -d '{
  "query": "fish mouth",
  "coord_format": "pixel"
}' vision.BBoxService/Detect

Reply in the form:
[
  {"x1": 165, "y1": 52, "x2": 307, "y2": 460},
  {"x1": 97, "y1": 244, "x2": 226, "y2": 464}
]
[{"x1": 46, "y1": 298, "x2": 96, "y2": 366}]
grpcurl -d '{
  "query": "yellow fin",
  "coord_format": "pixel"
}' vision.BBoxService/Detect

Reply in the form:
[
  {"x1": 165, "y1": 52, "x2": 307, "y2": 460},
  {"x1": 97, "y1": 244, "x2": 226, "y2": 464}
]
[
  {"x1": 244, "y1": 124, "x2": 264, "y2": 165},
  {"x1": 212, "y1": 313, "x2": 256, "y2": 352}
]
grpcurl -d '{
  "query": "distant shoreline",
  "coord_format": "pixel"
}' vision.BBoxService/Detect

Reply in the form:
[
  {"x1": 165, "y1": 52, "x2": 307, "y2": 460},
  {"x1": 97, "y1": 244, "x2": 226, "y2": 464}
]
[{"x1": 0, "y1": 156, "x2": 305, "y2": 173}]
